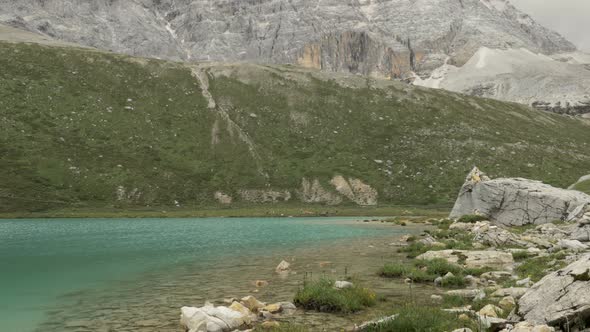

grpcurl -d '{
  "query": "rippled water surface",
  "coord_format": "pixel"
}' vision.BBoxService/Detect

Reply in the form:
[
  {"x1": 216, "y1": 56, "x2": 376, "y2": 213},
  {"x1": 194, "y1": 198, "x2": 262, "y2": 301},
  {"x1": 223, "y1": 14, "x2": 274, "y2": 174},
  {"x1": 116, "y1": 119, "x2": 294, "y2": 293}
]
[{"x1": 0, "y1": 217, "x2": 429, "y2": 332}]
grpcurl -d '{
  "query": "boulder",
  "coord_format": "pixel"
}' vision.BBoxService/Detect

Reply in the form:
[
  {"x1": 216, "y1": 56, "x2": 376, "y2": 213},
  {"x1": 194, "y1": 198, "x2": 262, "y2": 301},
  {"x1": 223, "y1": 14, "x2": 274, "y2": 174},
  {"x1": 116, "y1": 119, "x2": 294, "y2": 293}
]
[
  {"x1": 180, "y1": 303, "x2": 250, "y2": 332},
  {"x1": 518, "y1": 254, "x2": 590, "y2": 326},
  {"x1": 450, "y1": 167, "x2": 590, "y2": 226},
  {"x1": 417, "y1": 250, "x2": 514, "y2": 271}
]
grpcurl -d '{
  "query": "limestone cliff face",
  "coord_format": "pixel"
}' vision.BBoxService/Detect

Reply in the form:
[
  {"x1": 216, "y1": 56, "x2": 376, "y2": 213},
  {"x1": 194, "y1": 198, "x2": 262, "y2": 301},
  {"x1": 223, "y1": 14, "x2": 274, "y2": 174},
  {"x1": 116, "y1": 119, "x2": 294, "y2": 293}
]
[{"x1": 0, "y1": 0, "x2": 575, "y2": 78}]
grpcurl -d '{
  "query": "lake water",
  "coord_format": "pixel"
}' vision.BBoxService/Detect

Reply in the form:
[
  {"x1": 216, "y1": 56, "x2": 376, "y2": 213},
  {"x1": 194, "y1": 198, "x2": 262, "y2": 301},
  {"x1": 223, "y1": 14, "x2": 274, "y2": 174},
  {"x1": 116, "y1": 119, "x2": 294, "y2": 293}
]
[{"x1": 0, "y1": 217, "x2": 427, "y2": 332}]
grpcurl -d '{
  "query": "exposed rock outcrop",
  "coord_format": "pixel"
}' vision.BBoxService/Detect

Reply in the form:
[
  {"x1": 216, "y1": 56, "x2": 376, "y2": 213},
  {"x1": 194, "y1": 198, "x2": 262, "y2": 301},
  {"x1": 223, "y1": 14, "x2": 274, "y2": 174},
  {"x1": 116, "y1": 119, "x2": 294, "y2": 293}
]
[
  {"x1": 297, "y1": 178, "x2": 342, "y2": 205},
  {"x1": 417, "y1": 249, "x2": 514, "y2": 271},
  {"x1": 330, "y1": 176, "x2": 378, "y2": 206},
  {"x1": 1, "y1": 0, "x2": 585, "y2": 111},
  {"x1": 450, "y1": 167, "x2": 590, "y2": 226},
  {"x1": 238, "y1": 189, "x2": 291, "y2": 203},
  {"x1": 517, "y1": 254, "x2": 590, "y2": 327}
]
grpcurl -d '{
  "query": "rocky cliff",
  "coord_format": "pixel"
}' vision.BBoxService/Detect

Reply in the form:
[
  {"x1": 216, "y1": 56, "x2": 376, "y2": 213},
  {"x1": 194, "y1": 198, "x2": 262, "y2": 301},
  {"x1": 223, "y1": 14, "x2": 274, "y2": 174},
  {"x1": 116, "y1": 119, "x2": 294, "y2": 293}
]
[
  {"x1": 0, "y1": 0, "x2": 575, "y2": 78},
  {"x1": 2, "y1": 0, "x2": 587, "y2": 114}
]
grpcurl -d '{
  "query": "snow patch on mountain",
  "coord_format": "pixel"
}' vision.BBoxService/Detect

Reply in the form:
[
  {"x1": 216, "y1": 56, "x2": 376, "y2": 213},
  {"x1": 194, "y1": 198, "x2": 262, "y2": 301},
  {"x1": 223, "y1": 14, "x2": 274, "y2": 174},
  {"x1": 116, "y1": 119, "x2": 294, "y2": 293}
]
[{"x1": 414, "y1": 47, "x2": 590, "y2": 115}]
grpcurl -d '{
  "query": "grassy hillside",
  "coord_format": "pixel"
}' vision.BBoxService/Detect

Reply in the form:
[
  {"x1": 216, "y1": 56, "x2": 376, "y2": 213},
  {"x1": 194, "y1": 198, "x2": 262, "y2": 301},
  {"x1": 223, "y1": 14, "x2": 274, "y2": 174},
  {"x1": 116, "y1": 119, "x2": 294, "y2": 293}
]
[
  {"x1": 1, "y1": 41, "x2": 590, "y2": 213},
  {"x1": 573, "y1": 179, "x2": 590, "y2": 195}
]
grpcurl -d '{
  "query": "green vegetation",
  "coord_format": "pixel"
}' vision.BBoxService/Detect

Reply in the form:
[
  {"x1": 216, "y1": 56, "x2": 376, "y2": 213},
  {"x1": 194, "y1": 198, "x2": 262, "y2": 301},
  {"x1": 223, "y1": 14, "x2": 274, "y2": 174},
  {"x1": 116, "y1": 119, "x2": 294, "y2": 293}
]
[
  {"x1": 511, "y1": 250, "x2": 533, "y2": 261},
  {"x1": 293, "y1": 278, "x2": 376, "y2": 313},
  {"x1": 379, "y1": 258, "x2": 485, "y2": 288},
  {"x1": 2, "y1": 41, "x2": 590, "y2": 213},
  {"x1": 363, "y1": 305, "x2": 478, "y2": 332},
  {"x1": 457, "y1": 214, "x2": 488, "y2": 223},
  {"x1": 253, "y1": 324, "x2": 308, "y2": 332},
  {"x1": 0, "y1": 204, "x2": 448, "y2": 219},
  {"x1": 573, "y1": 179, "x2": 590, "y2": 195},
  {"x1": 515, "y1": 252, "x2": 568, "y2": 281}
]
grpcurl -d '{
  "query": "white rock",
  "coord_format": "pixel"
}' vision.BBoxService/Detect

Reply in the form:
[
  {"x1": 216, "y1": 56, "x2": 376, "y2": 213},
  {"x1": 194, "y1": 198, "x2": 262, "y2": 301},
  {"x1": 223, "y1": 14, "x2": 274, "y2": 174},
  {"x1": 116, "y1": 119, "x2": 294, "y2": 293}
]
[
  {"x1": 557, "y1": 239, "x2": 588, "y2": 251},
  {"x1": 180, "y1": 303, "x2": 250, "y2": 332},
  {"x1": 450, "y1": 167, "x2": 590, "y2": 226},
  {"x1": 518, "y1": 253, "x2": 590, "y2": 325},
  {"x1": 275, "y1": 260, "x2": 290, "y2": 273},
  {"x1": 334, "y1": 281, "x2": 353, "y2": 289},
  {"x1": 417, "y1": 249, "x2": 514, "y2": 271}
]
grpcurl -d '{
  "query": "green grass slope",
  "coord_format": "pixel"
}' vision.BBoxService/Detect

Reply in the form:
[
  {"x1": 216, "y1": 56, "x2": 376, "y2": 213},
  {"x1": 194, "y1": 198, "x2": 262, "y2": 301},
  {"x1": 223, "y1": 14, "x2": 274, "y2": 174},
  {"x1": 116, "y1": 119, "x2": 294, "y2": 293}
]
[
  {"x1": 1, "y1": 41, "x2": 590, "y2": 213},
  {"x1": 573, "y1": 179, "x2": 590, "y2": 195}
]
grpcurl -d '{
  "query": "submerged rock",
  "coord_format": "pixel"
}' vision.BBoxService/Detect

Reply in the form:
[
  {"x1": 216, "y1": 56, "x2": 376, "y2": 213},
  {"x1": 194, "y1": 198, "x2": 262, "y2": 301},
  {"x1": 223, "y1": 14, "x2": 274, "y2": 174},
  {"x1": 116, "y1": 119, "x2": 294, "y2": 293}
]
[
  {"x1": 517, "y1": 253, "x2": 590, "y2": 326},
  {"x1": 275, "y1": 260, "x2": 291, "y2": 273},
  {"x1": 450, "y1": 167, "x2": 590, "y2": 226}
]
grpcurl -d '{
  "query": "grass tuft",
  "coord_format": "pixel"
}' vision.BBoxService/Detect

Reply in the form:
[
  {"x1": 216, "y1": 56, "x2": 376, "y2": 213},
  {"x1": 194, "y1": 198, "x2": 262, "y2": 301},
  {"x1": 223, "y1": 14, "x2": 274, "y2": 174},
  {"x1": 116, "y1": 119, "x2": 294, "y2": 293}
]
[
  {"x1": 363, "y1": 305, "x2": 477, "y2": 332},
  {"x1": 293, "y1": 278, "x2": 376, "y2": 313}
]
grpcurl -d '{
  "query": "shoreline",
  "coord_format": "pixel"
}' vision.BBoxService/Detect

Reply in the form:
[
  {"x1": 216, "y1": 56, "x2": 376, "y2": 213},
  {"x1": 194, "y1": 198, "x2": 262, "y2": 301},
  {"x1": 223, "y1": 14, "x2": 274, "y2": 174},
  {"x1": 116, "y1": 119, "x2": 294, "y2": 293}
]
[{"x1": 0, "y1": 204, "x2": 451, "y2": 219}]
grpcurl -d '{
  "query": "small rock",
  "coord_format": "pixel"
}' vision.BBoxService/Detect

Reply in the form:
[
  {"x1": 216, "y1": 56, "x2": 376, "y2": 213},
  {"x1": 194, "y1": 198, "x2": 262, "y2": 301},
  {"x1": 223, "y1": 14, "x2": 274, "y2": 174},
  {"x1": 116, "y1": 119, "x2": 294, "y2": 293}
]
[
  {"x1": 516, "y1": 277, "x2": 532, "y2": 287},
  {"x1": 275, "y1": 260, "x2": 291, "y2": 273},
  {"x1": 452, "y1": 329, "x2": 473, "y2": 332},
  {"x1": 335, "y1": 280, "x2": 354, "y2": 289},
  {"x1": 478, "y1": 304, "x2": 503, "y2": 318},
  {"x1": 241, "y1": 295, "x2": 266, "y2": 312},
  {"x1": 491, "y1": 287, "x2": 528, "y2": 299},
  {"x1": 430, "y1": 294, "x2": 443, "y2": 303},
  {"x1": 434, "y1": 276, "x2": 443, "y2": 286},
  {"x1": 443, "y1": 272, "x2": 455, "y2": 280},
  {"x1": 260, "y1": 321, "x2": 280, "y2": 329},
  {"x1": 446, "y1": 289, "x2": 486, "y2": 300},
  {"x1": 255, "y1": 280, "x2": 269, "y2": 288},
  {"x1": 458, "y1": 313, "x2": 471, "y2": 322},
  {"x1": 481, "y1": 271, "x2": 512, "y2": 280},
  {"x1": 262, "y1": 303, "x2": 282, "y2": 314},
  {"x1": 498, "y1": 296, "x2": 516, "y2": 311}
]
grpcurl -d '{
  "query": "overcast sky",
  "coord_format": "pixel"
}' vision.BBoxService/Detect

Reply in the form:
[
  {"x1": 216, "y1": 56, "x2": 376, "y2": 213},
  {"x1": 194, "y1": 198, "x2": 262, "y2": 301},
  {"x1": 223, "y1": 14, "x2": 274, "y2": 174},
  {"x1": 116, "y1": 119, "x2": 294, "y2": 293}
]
[{"x1": 510, "y1": 0, "x2": 590, "y2": 52}]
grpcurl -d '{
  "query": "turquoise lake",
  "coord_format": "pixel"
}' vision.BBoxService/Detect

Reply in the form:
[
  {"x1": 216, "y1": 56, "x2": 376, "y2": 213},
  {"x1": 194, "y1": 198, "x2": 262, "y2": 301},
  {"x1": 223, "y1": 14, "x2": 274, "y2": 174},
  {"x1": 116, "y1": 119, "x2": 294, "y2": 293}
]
[{"x1": 0, "y1": 217, "x2": 413, "y2": 332}]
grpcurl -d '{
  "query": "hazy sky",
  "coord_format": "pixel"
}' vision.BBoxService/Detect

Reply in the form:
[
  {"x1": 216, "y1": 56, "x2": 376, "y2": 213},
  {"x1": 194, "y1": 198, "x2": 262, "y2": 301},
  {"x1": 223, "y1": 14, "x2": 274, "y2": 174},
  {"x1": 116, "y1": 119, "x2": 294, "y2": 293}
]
[{"x1": 510, "y1": 0, "x2": 590, "y2": 52}]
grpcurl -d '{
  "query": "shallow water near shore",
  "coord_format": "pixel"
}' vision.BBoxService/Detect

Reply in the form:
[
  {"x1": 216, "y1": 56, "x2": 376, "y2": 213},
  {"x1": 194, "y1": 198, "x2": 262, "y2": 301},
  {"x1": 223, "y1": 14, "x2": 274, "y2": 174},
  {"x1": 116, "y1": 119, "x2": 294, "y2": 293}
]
[{"x1": 0, "y1": 217, "x2": 432, "y2": 332}]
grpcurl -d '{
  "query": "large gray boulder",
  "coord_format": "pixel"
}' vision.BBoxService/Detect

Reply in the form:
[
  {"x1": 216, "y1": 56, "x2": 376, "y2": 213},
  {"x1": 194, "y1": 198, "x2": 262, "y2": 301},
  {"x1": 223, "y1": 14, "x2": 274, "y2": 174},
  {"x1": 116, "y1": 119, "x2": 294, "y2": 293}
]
[
  {"x1": 517, "y1": 254, "x2": 590, "y2": 327},
  {"x1": 450, "y1": 167, "x2": 590, "y2": 226}
]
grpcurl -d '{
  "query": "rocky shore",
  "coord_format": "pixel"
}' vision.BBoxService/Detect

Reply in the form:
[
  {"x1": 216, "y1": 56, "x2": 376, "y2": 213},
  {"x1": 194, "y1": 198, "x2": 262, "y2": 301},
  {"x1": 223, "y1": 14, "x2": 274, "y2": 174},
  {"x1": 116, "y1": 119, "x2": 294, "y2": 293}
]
[{"x1": 179, "y1": 168, "x2": 590, "y2": 332}]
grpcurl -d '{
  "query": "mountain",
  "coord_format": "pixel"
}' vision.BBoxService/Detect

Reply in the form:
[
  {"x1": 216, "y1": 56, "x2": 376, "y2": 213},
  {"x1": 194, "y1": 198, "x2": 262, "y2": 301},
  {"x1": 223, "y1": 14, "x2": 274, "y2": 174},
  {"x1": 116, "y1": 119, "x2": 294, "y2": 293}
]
[
  {"x1": 1, "y1": 0, "x2": 588, "y2": 115},
  {"x1": 1, "y1": 37, "x2": 589, "y2": 212}
]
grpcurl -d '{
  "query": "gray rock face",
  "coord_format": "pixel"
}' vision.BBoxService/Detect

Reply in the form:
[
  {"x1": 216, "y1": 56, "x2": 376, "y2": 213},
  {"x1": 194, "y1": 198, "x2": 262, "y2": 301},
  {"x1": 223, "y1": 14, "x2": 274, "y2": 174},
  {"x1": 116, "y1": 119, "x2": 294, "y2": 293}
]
[
  {"x1": 517, "y1": 254, "x2": 590, "y2": 326},
  {"x1": 2, "y1": 0, "x2": 586, "y2": 113},
  {"x1": 450, "y1": 167, "x2": 590, "y2": 226},
  {"x1": 0, "y1": 0, "x2": 575, "y2": 79}
]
